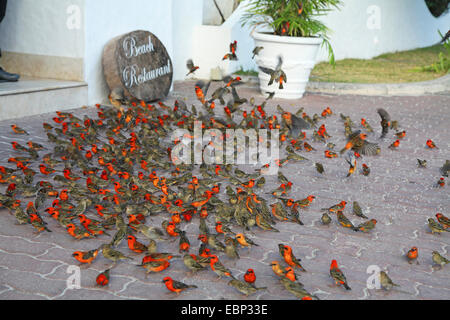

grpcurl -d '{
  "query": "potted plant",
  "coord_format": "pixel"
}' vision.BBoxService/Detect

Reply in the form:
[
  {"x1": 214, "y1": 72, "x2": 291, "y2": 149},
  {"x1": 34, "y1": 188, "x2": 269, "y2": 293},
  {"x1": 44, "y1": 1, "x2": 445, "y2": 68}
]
[{"x1": 240, "y1": 0, "x2": 342, "y2": 99}]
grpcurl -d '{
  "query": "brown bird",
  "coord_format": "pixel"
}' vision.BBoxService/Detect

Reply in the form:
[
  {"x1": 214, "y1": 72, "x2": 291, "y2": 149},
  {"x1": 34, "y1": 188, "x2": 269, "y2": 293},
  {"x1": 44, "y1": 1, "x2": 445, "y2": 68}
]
[
  {"x1": 259, "y1": 56, "x2": 287, "y2": 89},
  {"x1": 11, "y1": 124, "x2": 29, "y2": 135},
  {"x1": 441, "y1": 29, "x2": 450, "y2": 43},
  {"x1": 322, "y1": 201, "x2": 347, "y2": 214},
  {"x1": 280, "y1": 277, "x2": 317, "y2": 300},
  {"x1": 109, "y1": 87, "x2": 126, "y2": 108},
  {"x1": 183, "y1": 254, "x2": 207, "y2": 273},
  {"x1": 100, "y1": 244, "x2": 132, "y2": 263},
  {"x1": 321, "y1": 212, "x2": 332, "y2": 225},
  {"x1": 282, "y1": 112, "x2": 310, "y2": 138},
  {"x1": 440, "y1": 160, "x2": 450, "y2": 177},
  {"x1": 379, "y1": 271, "x2": 400, "y2": 291},
  {"x1": 356, "y1": 219, "x2": 377, "y2": 232},
  {"x1": 340, "y1": 130, "x2": 380, "y2": 156},
  {"x1": 337, "y1": 212, "x2": 359, "y2": 232},
  {"x1": 224, "y1": 236, "x2": 240, "y2": 259},
  {"x1": 432, "y1": 251, "x2": 449, "y2": 268},
  {"x1": 186, "y1": 59, "x2": 199, "y2": 76},
  {"x1": 252, "y1": 46, "x2": 264, "y2": 59},
  {"x1": 209, "y1": 255, "x2": 235, "y2": 279},
  {"x1": 436, "y1": 213, "x2": 450, "y2": 229},
  {"x1": 428, "y1": 218, "x2": 449, "y2": 234},
  {"x1": 352, "y1": 201, "x2": 368, "y2": 219},
  {"x1": 377, "y1": 108, "x2": 391, "y2": 139},
  {"x1": 315, "y1": 162, "x2": 324, "y2": 174},
  {"x1": 330, "y1": 259, "x2": 351, "y2": 290},
  {"x1": 228, "y1": 279, "x2": 266, "y2": 296}
]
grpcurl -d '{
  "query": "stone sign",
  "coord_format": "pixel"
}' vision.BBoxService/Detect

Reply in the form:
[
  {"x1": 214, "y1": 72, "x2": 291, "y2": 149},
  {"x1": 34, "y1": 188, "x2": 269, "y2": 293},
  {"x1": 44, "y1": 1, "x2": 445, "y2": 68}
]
[{"x1": 102, "y1": 30, "x2": 173, "y2": 102}]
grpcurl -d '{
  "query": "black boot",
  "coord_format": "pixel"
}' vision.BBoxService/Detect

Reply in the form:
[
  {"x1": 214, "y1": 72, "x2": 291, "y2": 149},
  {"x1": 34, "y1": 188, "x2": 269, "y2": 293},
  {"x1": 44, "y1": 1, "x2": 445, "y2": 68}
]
[
  {"x1": 0, "y1": 67, "x2": 20, "y2": 82},
  {"x1": 0, "y1": 49, "x2": 20, "y2": 82}
]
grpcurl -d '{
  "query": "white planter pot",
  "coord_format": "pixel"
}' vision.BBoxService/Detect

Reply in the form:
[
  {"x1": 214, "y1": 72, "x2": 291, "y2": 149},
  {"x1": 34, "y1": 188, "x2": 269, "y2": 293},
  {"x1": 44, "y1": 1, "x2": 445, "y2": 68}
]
[{"x1": 252, "y1": 32, "x2": 322, "y2": 99}]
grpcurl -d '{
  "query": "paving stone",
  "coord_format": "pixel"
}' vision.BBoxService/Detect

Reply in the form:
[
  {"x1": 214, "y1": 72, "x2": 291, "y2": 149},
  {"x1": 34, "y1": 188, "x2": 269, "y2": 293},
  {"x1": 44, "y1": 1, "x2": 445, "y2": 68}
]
[
  {"x1": 55, "y1": 288, "x2": 128, "y2": 300},
  {"x1": 0, "y1": 290, "x2": 48, "y2": 300},
  {"x1": 0, "y1": 251, "x2": 63, "y2": 276},
  {"x1": 0, "y1": 81, "x2": 448, "y2": 299},
  {"x1": 0, "y1": 269, "x2": 66, "y2": 298},
  {"x1": 0, "y1": 234, "x2": 55, "y2": 256}
]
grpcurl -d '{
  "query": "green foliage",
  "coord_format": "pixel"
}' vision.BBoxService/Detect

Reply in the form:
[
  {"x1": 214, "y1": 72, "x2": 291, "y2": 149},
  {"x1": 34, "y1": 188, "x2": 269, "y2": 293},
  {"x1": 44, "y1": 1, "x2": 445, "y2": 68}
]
[
  {"x1": 419, "y1": 30, "x2": 450, "y2": 73},
  {"x1": 240, "y1": 0, "x2": 342, "y2": 64},
  {"x1": 234, "y1": 67, "x2": 259, "y2": 76},
  {"x1": 425, "y1": 0, "x2": 450, "y2": 17},
  {"x1": 312, "y1": 44, "x2": 448, "y2": 83}
]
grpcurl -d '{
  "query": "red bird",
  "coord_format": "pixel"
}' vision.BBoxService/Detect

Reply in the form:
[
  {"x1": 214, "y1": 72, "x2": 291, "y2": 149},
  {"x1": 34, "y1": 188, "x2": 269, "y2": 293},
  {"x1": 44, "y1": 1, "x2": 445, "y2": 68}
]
[
  {"x1": 127, "y1": 235, "x2": 149, "y2": 253},
  {"x1": 39, "y1": 164, "x2": 55, "y2": 175},
  {"x1": 165, "y1": 221, "x2": 180, "y2": 237},
  {"x1": 388, "y1": 139, "x2": 400, "y2": 150},
  {"x1": 325, "y1": 150, "x2": 338, "y2": 158},
  {"x1": 279, "y1": 244, "x2": 306, "y2": 271},
  {"x1": 426, "y1": 139, "x2": 438, "y2": 149},
  {"x1": 96, "y1": 269, "x2": 110, "y2": 286},
  {"x1": 436, "y1": 213, "x2": 449, "y2": 229},
  {"x1": 72, "y1": 249, "x2": 99, "y2": 264},
  {"x1": 186, "y1": 59, "x2": 199, "y2": 76},
  {"x1": 63, "y1": 168, "x2": 80, "y2": 181},
  {"x1": 244, "y1": 269, "x2": 256, "y2": 285},
  {"x1": 179, "y1": 230, "x2": 190, "y2": 253},
  {"x1": 406, "y1": 247, "x2": 418, "y2": 264},
  {"x1": 59, "y1": 189, "x2": 69, "y2": 202},
  {"x1": 162, "y1": 276, "x2": 197, "y2": 295}
]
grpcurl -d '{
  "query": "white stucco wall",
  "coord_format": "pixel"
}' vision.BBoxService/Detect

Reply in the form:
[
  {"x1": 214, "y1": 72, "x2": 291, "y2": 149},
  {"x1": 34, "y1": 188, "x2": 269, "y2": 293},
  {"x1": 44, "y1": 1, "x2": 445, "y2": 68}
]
[
  {"x1": 203, "y1": 0, "x2": 239, "y2": 25},
  {"x1": 315, "y1": 0, "x2": 450, "y2": 62},
  {"x1": 0, "y1": 0, "x2": 84, "y2": 58},
  {"x1": 84, "y1": 0, "x2": 175, "y2": 104},
  {"x1": 191, "y1": 2, "x2": 256, "y2": 80},
  {"x1": 172, "y1": 0, "x2": 203, "y2": 83}
]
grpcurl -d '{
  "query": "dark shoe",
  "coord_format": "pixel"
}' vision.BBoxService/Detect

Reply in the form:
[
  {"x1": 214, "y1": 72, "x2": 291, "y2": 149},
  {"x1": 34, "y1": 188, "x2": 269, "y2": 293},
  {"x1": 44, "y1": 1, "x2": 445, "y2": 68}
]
[{"x1": 0, "y1": 67, "x2": 20, "y2": 82}]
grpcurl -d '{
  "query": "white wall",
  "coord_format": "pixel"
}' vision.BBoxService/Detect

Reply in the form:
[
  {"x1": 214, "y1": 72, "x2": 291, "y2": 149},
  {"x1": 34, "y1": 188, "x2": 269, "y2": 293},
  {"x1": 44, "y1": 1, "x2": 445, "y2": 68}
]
[
  {"x1": 172, "y1": 0, "x2": 203, "y2": 81},
  {"x1": 191, "y1": 2, "x2": 255, "y2": 80},
  {"x1": 0, "y1": 0, "x2": 84, "y2": 58},
  {"x1": 226, "y1": 2, "x2": 258, "y2": 73},
  {"x1": 84, "y1": 0, "x2": 175, "y2": 104},
  {"x1": 315, "y1": 0, "x2": 450, "y2": 62},
  {"x1": 203, "y1": 0, "x2": 238, "y2": 25}
]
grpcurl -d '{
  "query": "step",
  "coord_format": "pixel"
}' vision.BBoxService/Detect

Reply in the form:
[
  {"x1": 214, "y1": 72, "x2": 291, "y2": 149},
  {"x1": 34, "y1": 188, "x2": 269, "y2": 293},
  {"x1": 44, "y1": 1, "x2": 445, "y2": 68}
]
[{"x1": 0, "y1": 77, "x2": 88, "y2": 121}]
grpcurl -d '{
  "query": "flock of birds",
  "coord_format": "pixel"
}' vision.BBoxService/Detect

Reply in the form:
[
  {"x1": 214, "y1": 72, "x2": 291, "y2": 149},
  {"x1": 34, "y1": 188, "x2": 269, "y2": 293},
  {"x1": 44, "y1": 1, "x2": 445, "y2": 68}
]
[{"x1": 0, "y1": 40, "x2": 449, "y2": 300}]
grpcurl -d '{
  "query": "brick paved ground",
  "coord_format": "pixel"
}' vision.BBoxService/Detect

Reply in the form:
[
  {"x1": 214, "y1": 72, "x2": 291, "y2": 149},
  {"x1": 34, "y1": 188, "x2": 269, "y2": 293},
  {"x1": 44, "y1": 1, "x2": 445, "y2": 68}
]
[{"x1": 0, "y1": 80, "x2": 449, "y2": 300}]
